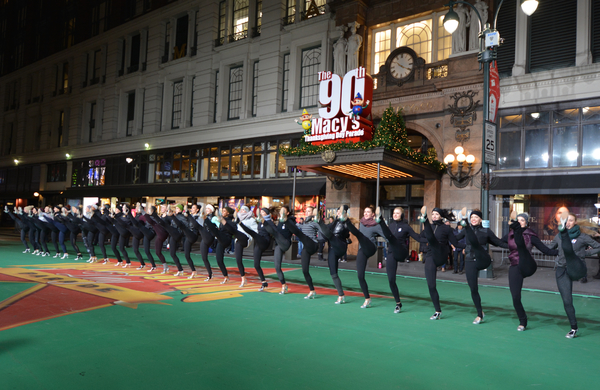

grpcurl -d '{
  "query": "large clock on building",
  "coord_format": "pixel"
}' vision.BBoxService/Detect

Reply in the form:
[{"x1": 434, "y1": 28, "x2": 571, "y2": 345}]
[{"x1": 385, "y1": 46, "x2": 418, "y2": 84}]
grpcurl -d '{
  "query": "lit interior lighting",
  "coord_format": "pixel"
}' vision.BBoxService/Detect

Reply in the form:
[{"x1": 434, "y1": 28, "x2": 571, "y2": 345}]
[{"x1": 566, "y1": 151, "x2": 579, "y2": 161}]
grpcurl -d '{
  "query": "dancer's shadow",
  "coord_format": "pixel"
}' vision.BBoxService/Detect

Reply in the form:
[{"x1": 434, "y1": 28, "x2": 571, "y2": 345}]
[{"x1": 0, "y1": 338, "x2": 33, "y2": 353}]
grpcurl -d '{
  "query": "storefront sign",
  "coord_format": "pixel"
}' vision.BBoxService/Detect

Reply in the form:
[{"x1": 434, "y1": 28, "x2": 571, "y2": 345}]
[{"x1": 304, "y1": 67, "x2": 374, "y2": 145}]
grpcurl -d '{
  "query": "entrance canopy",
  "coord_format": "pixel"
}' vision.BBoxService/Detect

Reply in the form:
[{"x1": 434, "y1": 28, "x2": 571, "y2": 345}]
[{"x1": 283, "y1": 147, "x2": 441, "y2": 182}]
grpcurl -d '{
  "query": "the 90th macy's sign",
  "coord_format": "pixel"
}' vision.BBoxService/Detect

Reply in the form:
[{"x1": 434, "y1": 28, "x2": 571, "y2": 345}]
[{"x1": 304, "y1": 67, "x2": 374, "y2": 146}]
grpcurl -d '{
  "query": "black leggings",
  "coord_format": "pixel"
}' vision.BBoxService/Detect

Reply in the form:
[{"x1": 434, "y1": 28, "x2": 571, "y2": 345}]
[
  {"x1": 424, "y1": 257, "x2": 441, "y2": 312},
  {"x1": 319, "y1": 221, "x2": 345, "y2": 296},
  {"x1": 29, "y1": 228, "x2": 40, "y2": 251},
  {"x1": 183, "y1": 236, "x2": 198, "y2": 272},
  {"x1": 379, "y1": 221, "x2": 409, "y2": 303},
  {"x1": 98, "y1": 231, "x2": 108, "y2": 259},
  {"x1": 20, "y1": 229, "x2": 30, "y2": 250},
  {"x1": 69, "y1": 231, "x2": 81, "y2": 255},
  {"x1": 109, "y1": 232, "x2": 122, "y2": 262},
  {"x1": 239, "y1": 223, "x2": 269, "y2": 282},
  {"x1": 385, "y1": 251, "x2": 407, "y2": 304},
  {"x1": 264, "y1": 220, "x2": 290, "y2": 284},
  {"x1": 508, "y1": 265, "x2": 527, "y2": 327},
  {"x1": 556, "y1": 266, "x2": 577, "y2": 329},
  {"x1": 205, "y1": 220, "x2": 230, "y2": 277},
  {"x1": 86, "y1": 231, "x2": 97, "y2": 257},
  {"x1": 232, "y1": 231, "x2": 249, "y2": 277},
  {"x1": 154, "y1": 230, "x2": 168, "y2": 265},
  {"x1": 132, "y1": 236, "x2": 144, "y2": 265},
  {"x1": 118, "y1": 232, "x2": 131, "y2": 263},
  {"x1": 284, "y1": 220, "x2": 318, "y2": 291},
  {"x1": 172, "y1": 217, "x2": 199, "y2": 272},
  {"x1": 168, "y1": 236, "x2": 184, "y2": 271},
  {"x1": 57, "y1": 230, "x2": 67, "y2": 254},
  {"x1": 465, "y1": 261, "x2": 483, "y2": 317},
  {"x1": 39, "y1": 228, "x2": 50, "y2": 253},
  {"x1": 50, "y1": 230, "x2": 60, "y2": 254},
  {"x1": 346, "y1": 222, "x2": 377, "y2": 299},
  {"x1": 139, "y1": 228, "x2": 156, "y2": 267}
]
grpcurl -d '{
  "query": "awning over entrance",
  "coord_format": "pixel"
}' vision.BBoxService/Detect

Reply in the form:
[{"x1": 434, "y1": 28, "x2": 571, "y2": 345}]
[
  {"x1": 63, "y1": 178, "x2": 326, "y2": 199},
  {"x1": 490, "y1": 172, "x2": 600, "y2": 195},
  {"x1": 283, "y1": 147, "x2": 441, "y2": 182}
]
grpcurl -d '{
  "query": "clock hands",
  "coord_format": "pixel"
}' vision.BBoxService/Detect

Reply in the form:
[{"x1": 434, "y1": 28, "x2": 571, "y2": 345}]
[{"x1": 391, "y1": 59, "x2": 412, "y2": 70}]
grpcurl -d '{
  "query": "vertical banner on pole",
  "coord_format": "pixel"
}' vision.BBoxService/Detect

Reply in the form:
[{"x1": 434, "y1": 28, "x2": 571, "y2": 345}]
[{"x1": 489, "y1": 61, "x2": 500, "y2": 123}]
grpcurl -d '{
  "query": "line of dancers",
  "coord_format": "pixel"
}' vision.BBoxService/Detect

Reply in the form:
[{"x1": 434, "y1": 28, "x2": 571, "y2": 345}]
[{"x1": 6, "y1": 202, "x2": 598, "y2": 338}]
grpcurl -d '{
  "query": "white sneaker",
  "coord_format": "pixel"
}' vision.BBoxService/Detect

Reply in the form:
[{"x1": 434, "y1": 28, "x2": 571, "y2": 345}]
[{"x1": 430, "y1": 312, "x2": 442, "y2": 320}]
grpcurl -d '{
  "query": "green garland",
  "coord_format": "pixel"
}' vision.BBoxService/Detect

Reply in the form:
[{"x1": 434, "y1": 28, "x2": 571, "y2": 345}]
[{"x1": 281, "y1": 106, "x2": 446, "y2": 173}]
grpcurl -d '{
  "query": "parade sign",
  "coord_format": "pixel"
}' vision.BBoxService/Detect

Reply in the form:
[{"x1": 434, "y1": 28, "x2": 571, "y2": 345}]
[{"x1": 303, "y1": 67, "x2": 374, "y2": 146}]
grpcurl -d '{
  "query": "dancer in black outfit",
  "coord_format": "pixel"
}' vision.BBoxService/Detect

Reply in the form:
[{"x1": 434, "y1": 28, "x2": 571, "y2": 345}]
[
  {"x1": 32, "y1": 207, "x2": 52, "y2": 256},
  {"x1": 187, "y1": 204, "x2": 214, "y2": 280},
  {"x1": 148, "y1": 205, "x2": 170, "y2": 274},
  {"x1": 121, "y1": 205, "x2": 146, "y2": 269},
  {"x1": 60, "y1": 207, "x2": 83, "y2": 260},
  {"x1": 81, "y1": 206, "x2": 99, "y2": 263},
  {"x1": 503, "y1": 211, "x2": 557, "y2": 331},
  {"x1": 283, "y1": 206, "x2": 320, "y2": 299},
  {"x1": 6, "y1": 206, "x2": 30, "y2": 253},
  {"x1": 151, "y1": 205, "x2": 186, "y2": 276},
  {"x1": 375, "y1": 207, "x2": 422, "y2": 313},
  {"x1": 99, "y1": 207, "x2": 124, "y2": 266},
  {"x1": 112, "y1": 205, "x2": 132, "y2": 268},
  {"x1": 134, "y1": 204, "x2": 158, "y2": 272},
  {"x1": 239, "y1": 208, "x2": 273, "y2": 291},
  {"x1": 318, "y1": 206, "x2": 349, "y2": 304},
  {"x1": 417, "y1": 206, "x2": 464, "y2": 320},
  {"x1": 547, "y1": 212, "x2": 600, "y2": 338},
  {"x1": 23, "y1": 206, "x2": 41, "y2": 254},
  {"x1": 203, "y1": 206, "x2": 234, "y2": 283},
  {"x1": 91, "y1": 206, "x2": 111, "y2": 264},
  {"x1": 48, "y1": 206, "x2": 69, "y2": 258},
  {"x1": 43, "y1": 206, "x2": 62, "y2": 258},
  {"x1": 171, "y1": 205, "x2": 200, "y2": 279},
  {"x1": 223, "y1": 206, "x2": 256, "y2": 287},
  {"x1": 456, "y1": 208, "x2": 507, "y2": 324},
  {"x1": 342, "y1": 206, "x2": 383, "y2": 308},
  {"x1": 263, "y1": 206, "x2": 294, "y2": 294}
]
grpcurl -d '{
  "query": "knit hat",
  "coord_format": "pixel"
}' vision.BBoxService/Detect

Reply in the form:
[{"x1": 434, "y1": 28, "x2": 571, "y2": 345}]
[
  {"x1": 224, "y1": 206, "x2": 235, "y2": 215},
  {"x1": 432, "y1": 207, "x2": 443, "y2": 215},
  {"x1": 470, "y1": 210, "x2": 483, "y2": 219},
  {"x1": 261, "y1": 207, "x2": 270, "y2": 215},
  {"x1": 517, "y1": 212, "x2": 529, "y2": 223},
  {"x1": 240, "y1": 205, "x2": 250, "y2": 213},
  {"x1": 205, "y1": 204, "x2": 215, "y2": 213},
  {"x1": 176, "y1": 204, "x2": 184, "y2": 211}
]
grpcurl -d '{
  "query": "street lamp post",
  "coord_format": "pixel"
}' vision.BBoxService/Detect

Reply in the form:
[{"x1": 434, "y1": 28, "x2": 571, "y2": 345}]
[{"x1": 443, "y1": 0, "x2": 538, "y2": 277}]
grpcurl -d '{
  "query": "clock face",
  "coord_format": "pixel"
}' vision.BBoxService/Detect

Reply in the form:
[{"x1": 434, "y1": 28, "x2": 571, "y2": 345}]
[{"x1": 390, "y1": 53, "x2": 414, "y2": 80}]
